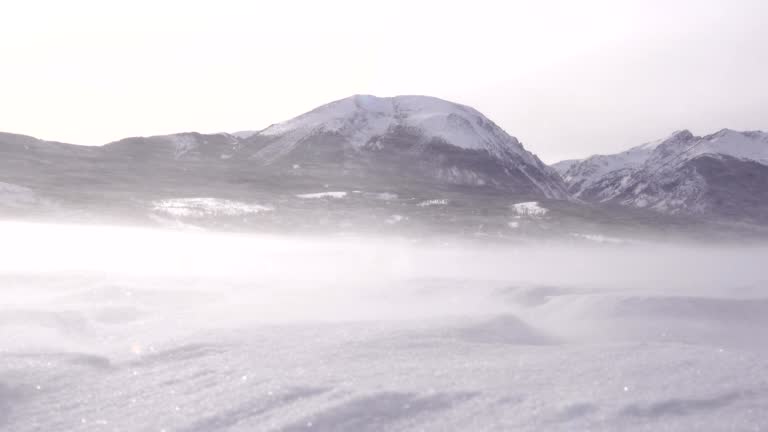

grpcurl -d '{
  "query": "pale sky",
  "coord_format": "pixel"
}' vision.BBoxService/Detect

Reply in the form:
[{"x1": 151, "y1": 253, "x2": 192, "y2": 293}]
[{"x1": 1, "y1": 0, "x2": 766, "y2": 163}]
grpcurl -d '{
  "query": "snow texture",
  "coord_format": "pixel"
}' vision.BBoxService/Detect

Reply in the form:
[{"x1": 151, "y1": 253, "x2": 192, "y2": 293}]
[{"x1": 1, "y1": 223, "x2": 768, "y2": 431}]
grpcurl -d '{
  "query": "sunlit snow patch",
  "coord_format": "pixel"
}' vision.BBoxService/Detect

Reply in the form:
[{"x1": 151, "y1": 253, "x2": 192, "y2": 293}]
[
  {"x1": 571, "y1": 233, "x2": 625, "y2": 244},
  {"x1": 296, "y1": 191, "x2": 347, "y2": 199},
  {"x1": 152, "y1": 198, "x2": 273, "y2": 218},
  {"x1": 417, "y1": 199, "x2": 449, "y2": 207},
  {"x1": 511, "y1": 201, "x2": 548, "y2": 218}
]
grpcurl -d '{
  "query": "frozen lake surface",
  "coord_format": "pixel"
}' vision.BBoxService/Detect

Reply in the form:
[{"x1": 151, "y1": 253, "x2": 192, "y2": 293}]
[{"x1": 1, "y1": 222, "x2": 767, "y2": 431}]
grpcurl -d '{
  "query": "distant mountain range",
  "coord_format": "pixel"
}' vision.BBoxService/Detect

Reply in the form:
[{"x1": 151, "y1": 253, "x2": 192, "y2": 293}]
[
  {"x1": 1, "y1": 95, "x2": 766, "y2": 240},
  {"x1": 555, "y1": 129, "x2": 768, "y2": 224}
]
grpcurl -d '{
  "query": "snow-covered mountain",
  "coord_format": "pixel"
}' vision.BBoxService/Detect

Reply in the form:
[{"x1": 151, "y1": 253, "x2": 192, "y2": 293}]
[
  {"x1": 255, "y1": 95, "x2": 538, "y2": 162},
  {"x1": 559, "y1": 131, "x2": 688, "y2": 200},
  {"x1": 33, "y1": 95, "x2": 566, "y2": 200},
  {"x1": 558, "y1": 129, "x2": 768, "y2": 222},
  {"x1": 4, "y1": 108, "x2": 768, "y2": 233},
  {"x1": 240, "y1": 95, "x2": 568, "y2": 199}
]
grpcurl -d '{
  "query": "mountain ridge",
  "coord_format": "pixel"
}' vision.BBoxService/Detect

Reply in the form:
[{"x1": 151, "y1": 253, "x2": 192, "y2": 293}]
[
  {"x1": 3, "y1": 99, "x2": 768, "y2": 233},
  {"x1": 557, "y1": 128, "x2": 768, "y2": 222}
]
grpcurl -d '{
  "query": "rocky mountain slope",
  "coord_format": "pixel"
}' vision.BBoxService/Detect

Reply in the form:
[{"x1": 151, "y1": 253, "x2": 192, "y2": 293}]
[{"x1": 557, "y1": 129, "x2": 768, "y2": 223}]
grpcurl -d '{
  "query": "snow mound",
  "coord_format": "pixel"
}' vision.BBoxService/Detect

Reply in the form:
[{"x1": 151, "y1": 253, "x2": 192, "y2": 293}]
[
  {"x1": 152, "y1": 198, "x2": 273, "y2": 218},
  {"x1": 2, "y1": 224, "x2": 768, "y2": 431}
]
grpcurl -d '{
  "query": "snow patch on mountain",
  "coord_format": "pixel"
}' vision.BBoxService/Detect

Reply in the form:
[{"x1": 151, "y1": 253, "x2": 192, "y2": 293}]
[
  {"x1": 570, "y1": 233, "x2": 625, "y2": 244},
  {"x1": 232, "y1": 130, "x2": 259, "y2": 139},
  {"x1": 417, "y1": 199, "x2": 449, "y2": 207},
  {"x1": 152, "y1": 198, "x2": 273, "y2": 218},
  {"x1": 511, "y1": 202, "x2": 548, "y2": 217},
  {"x1": 296, "y1": 191, "x2": 347, "y2": 199}
]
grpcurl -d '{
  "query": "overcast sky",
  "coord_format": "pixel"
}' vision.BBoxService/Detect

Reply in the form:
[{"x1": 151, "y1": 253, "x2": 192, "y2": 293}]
[{"x1": 1, "y1": 0, "x2": 766, "y2": 162}]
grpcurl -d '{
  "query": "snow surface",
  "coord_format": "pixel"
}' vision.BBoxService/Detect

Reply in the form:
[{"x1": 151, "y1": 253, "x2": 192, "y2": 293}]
[{"x1": 2, "y1": 222, "x2": 768, "y2": 431}]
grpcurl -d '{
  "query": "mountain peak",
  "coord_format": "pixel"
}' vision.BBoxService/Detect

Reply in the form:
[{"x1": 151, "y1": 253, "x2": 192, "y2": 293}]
[
  {"x1": 345, "y1": 94, "x2": 478, "y2": 112},
  {"x1": 237, "y1": 94, "x2": 568, "y2": 199},
  {"x1": 666, "y1": 129, "x2": 694, "y2": 141},
  {"x1": 261, "y1": 94, "x2": 487, "y2": 136},
  {"x1": 255, "y1": 94, "x2": 533, "y2": 159}
]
